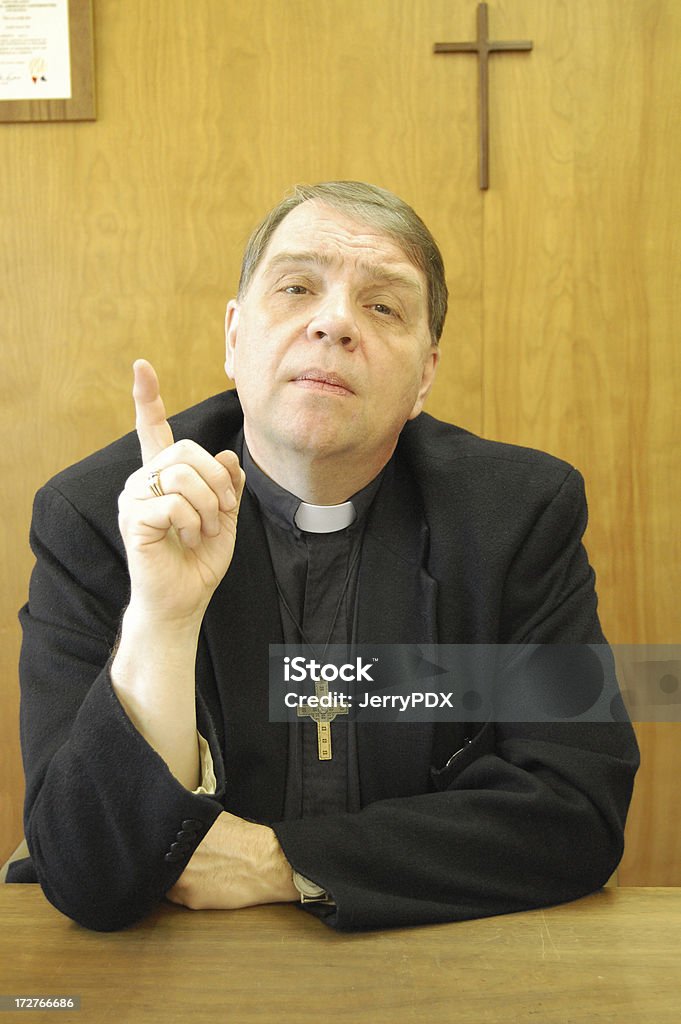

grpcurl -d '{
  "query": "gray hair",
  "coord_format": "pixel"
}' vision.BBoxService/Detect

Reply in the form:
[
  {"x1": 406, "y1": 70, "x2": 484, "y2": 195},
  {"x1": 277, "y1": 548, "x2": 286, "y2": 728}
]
[{"x1": 237, "y1": 181, "x2": 448, "y2": 343}]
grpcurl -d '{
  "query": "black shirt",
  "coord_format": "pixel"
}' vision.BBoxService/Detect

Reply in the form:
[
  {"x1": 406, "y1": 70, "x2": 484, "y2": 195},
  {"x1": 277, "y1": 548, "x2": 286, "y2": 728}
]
[{"x1": 242, "y1": 444, "x2": 384, "y2": 819}]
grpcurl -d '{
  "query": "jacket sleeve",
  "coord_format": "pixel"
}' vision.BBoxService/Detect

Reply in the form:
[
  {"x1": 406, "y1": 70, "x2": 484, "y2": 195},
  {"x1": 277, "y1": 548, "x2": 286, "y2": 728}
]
[
  {"x1": 16, "y1": 483, "x2": 225, "y2": 931},
  {"x1": 272, "y1": 467, "x2": 640, "y2": 930}
]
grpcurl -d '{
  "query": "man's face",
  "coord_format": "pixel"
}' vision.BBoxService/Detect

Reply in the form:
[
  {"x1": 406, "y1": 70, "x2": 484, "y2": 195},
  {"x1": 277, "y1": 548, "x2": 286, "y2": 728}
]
[{"x1": 225, "y1": 200, "x2": 439, "y2": 478}]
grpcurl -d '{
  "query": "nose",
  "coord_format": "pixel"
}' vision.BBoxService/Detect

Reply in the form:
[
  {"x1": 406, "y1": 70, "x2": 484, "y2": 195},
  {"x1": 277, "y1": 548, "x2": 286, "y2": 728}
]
[{"x1": 306, "y1": 290, "x2": 359, "y2": 351}]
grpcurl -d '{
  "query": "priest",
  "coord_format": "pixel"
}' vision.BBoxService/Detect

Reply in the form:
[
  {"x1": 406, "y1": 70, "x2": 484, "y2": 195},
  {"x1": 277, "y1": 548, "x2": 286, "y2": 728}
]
[{"x1": 13, "y1": 181, "x2": 639, "y2": 931}]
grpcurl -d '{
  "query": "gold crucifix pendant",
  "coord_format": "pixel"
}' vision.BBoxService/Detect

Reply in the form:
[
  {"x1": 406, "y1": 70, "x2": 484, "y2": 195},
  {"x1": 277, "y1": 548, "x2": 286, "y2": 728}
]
[{"x1": 297, "y1": 680, "x2": 350, "y2": 760}]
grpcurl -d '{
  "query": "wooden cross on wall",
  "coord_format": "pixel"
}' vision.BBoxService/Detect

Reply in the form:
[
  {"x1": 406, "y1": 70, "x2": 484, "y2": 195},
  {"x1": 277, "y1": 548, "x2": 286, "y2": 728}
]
[{"x1": 434, "y1": 3, "x2": 533, "y2": 190}]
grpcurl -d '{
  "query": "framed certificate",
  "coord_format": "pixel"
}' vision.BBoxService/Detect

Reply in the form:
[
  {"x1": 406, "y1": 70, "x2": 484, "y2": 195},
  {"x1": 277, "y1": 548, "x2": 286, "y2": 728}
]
[{"x1": 0, "y1": 0, "x2": 95, "y2": 122}]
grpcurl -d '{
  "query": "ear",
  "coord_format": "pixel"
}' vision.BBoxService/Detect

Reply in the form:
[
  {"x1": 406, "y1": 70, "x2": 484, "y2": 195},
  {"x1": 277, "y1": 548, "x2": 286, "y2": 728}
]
[
  {"x1": 407, "y1": 347, "x2": 440, "y2": 420},
  {"x1": 224, "y1": 299, "x2": 240, "y2": 381}
]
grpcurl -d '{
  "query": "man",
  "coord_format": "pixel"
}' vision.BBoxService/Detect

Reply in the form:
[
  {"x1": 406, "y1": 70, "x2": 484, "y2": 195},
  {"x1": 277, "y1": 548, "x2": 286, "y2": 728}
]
[{"x1": 13, "y1": 181, "x2": 638, "y2": 931}]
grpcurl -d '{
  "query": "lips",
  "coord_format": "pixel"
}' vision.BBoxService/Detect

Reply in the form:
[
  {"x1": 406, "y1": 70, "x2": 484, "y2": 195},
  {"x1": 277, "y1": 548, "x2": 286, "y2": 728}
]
[{"x1": 292, "y1": 369, "x2": 355, "y2": 395}]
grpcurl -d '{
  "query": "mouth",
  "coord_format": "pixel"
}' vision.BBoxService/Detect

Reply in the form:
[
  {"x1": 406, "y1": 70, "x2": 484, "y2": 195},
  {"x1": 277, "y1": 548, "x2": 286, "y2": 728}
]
[{"x1": 291, "y1": 370, "x2": 355, "y2": 396}]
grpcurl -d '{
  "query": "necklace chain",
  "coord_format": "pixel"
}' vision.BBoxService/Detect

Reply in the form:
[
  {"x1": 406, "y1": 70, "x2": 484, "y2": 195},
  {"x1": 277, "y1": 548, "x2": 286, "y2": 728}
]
[{"x1": 273, "y1": 542, "x2": 362, "y2": 660}]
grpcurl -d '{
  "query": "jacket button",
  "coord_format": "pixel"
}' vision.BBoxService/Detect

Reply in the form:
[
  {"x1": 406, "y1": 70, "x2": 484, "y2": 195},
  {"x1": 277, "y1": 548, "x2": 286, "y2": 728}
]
[
  {"x1": 164, "y1": 851, "x2": 183, "y2": 864},
  {"x1": 181, "y1": 818, "x2": 203, "y2": 833}
]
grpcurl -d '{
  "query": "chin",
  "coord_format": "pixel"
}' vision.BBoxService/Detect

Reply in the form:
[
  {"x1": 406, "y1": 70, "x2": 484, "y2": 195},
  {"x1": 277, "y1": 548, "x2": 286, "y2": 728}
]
[
  {"x1": 291, "y1": 431, "x2": 350, "y2": 459},
  {"x1": 286, "y1": 422, "x2": 355, "y2": 459}
]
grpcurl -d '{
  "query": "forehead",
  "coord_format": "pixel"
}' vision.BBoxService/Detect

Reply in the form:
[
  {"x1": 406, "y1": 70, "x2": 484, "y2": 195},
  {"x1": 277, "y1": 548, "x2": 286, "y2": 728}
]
[{"x1": 258, "y1": 200, "x2": 424, "y2": 284}]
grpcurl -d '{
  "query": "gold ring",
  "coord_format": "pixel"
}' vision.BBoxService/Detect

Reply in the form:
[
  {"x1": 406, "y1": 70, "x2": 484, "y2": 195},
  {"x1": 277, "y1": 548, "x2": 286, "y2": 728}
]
[{"x1": 147, "y1": 469, "x2": 165, "y2": 498}]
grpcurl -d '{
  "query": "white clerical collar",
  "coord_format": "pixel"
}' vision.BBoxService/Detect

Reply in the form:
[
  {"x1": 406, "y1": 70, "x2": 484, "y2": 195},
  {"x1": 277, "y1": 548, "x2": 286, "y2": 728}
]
[{"x1": 294, "y1": 500, "x2": 357, "y2": 533}]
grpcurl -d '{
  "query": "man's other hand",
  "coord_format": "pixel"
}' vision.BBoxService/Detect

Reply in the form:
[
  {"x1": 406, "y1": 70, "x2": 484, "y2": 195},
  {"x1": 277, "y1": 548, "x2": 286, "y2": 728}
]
[{"x1": 166, "y1": 812, "x2": 299, "y2": 910}]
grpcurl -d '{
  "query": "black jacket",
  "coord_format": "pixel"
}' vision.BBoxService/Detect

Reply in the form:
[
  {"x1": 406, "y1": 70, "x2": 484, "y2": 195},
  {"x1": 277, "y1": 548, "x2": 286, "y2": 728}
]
[{"x1": 12, "y1": 391, "x2": 639, "y2": 931}]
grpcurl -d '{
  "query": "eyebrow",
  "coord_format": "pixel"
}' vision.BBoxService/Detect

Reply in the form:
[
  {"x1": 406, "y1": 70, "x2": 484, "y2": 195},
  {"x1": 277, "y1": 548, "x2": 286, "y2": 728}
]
[{"x1": 263, "y1": 250, "x2": 423, "y2": 296}]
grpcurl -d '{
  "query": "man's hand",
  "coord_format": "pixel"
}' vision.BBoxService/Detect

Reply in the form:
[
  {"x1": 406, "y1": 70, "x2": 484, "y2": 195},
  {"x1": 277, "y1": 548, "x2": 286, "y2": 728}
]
[
  {"x1": 166, "y1": 812, "x2": 299, "y2": 910},
  {"x1": 111, "y1": 361, "x2": 245, "y2": 789},
  {"x1": 118, "y1": 359, "x2": 245, "y2": 626}
]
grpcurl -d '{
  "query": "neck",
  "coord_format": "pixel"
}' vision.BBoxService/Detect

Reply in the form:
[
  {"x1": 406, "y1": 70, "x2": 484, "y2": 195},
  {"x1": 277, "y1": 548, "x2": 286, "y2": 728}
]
[{"x1": 244, "y1": 428, "x2": 392, "y2": 504}]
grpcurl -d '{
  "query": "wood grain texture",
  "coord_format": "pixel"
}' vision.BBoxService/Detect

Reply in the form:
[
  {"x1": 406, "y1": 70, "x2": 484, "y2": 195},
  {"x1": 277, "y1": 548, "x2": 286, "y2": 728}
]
[
  {"x1": 1, "y1": 0, "x2": 678, "y2": 882},
  {"x1": 1, "y1": 887, "x2": 680, "y2": 1023},
  {"x1": 481, "y1": 0, "x2": 681, "y2": 882},
  {"x1": 483, "y1": 0, "x2": 681, "y2": 645},
  {"x1": 620, "y1": 724, "x2": 681, "y2": 886}
]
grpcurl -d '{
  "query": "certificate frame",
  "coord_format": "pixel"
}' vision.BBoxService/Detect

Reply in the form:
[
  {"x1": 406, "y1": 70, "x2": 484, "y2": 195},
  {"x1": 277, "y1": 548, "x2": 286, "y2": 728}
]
[{"x1": 0, "y1": 0, "x2": 95, "y2": 123}]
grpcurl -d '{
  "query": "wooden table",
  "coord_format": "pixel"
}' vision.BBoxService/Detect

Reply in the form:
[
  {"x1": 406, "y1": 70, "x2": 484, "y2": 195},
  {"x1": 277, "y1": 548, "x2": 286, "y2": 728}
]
[{"x1": 1, "y1": 886, "x2": 679, "y2": 1023}]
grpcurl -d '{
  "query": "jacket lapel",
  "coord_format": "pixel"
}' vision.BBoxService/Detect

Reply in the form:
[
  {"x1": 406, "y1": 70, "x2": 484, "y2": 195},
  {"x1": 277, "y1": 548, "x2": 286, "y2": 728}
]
[
  {"x1": 202, "y1": 488, "x2": 289, "y2": 823},
  {"x1": 355, "y1": 456, "x2": 444, "y2": 804}
]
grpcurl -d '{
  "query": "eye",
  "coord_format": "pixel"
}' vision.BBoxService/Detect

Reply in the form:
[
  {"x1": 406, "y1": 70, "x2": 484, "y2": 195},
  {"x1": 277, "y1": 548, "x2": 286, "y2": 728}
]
[
  {"x1": 283, "y1": 284, "x2": 309, "y2": 295},
  {"x1": 372, "y1": 303, "x2": 396, "y2": 317}
]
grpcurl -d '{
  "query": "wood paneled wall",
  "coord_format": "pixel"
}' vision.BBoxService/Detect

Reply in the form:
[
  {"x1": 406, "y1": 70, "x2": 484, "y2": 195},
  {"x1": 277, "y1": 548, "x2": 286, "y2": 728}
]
[{"x1": 1, "y1": 1, "x2": 679, "y2": 880}]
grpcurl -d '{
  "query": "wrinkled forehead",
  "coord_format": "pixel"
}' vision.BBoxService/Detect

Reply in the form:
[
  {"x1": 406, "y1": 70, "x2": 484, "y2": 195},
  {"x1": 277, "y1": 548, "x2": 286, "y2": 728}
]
[{"x1": 259, "y1": 200, "x2": 425, "y2": 284}]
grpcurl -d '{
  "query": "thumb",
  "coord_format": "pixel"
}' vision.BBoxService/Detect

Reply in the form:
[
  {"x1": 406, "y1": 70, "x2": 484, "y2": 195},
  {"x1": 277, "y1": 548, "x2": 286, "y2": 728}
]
[{"x1": 132, "y1": 359, "x2": 175, "y2": 464}]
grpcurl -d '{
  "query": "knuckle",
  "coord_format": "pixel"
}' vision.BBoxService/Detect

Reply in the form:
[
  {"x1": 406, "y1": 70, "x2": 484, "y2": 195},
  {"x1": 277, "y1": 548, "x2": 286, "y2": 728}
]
[
  {"x1": 215, "y1": 462, "x2": 233, "y2": 488},
  {"x1": 168, "y1": 492, "x2": 195, "y2": 518},
  {"x1": 205, "y1": 487, "x2": 220, "y2": 513},
  {"x1": 174, "y1": 438, "x2": 199, "y2": 459},
  {"x1": 170, "y1": 463, "x2": 193, "y2": 488}
]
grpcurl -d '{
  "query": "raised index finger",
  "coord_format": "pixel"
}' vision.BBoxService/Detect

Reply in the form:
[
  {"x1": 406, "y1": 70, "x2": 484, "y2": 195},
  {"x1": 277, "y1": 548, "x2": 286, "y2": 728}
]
[{"x1": 132, "y1": 359, "x2": 175, "y2": 464}]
